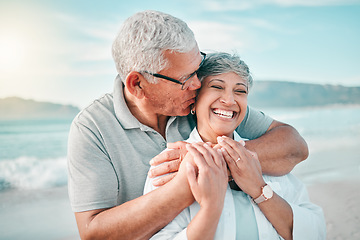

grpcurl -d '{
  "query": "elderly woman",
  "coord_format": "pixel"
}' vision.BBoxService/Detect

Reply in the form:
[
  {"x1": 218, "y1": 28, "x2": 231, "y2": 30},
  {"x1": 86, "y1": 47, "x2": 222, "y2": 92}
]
[{"x1": 144, "y1": 52, "x2": 326, "y2": 240}]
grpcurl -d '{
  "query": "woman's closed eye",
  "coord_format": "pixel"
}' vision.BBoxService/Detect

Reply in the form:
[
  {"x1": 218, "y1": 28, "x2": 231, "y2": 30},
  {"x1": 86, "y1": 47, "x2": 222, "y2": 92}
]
[
  {"x1": 210, "y1": 85, "x2": 223, "y2": 90},
  {"x1": 235, "y1": 89, "x2": 247, "y2": 95}
]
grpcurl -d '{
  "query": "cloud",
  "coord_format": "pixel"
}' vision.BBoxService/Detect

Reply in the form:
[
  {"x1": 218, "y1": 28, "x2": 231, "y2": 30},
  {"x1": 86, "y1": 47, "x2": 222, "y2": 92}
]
[
  {"x1": 188, "y1": 19, "x2": 281, "y2": 54},
  {"x1": 188, "y1": 21, "x2": 246, "y2": 52},
  {"x1": 53, "y1": 12, "x2": 118, "y2": 62},
  {"x1": 203, "y1": 0, "x2": 360, "y2": 11},
  {"x1": 271, "y1": 0, "x2": 360, "y2": 6}
]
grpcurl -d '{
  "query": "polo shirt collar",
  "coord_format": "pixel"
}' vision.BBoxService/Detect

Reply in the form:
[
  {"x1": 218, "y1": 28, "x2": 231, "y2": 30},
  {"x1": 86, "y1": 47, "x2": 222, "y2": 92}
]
[{"x1": 113, "y1": 75, "x2": 143, "y2": 129}]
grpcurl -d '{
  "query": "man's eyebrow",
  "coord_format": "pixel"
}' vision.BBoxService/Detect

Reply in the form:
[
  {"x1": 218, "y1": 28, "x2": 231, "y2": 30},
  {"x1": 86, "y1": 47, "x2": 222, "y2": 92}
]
[
  {"x1": 180, "y1": 58, "x2": 203, "y2": 80},
  {"x1": 179, "y1": 69, "x2": 197, "y2": 81}
]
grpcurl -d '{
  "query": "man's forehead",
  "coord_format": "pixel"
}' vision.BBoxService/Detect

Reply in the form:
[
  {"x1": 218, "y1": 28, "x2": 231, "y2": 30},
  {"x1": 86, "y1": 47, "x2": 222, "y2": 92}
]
[{"x1": 162, "y1": 49, "x2": 200, "y2": 73}]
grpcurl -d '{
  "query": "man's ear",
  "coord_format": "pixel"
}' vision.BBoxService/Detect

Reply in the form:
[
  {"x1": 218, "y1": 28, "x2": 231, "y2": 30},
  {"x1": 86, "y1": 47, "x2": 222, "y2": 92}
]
[{"x1": 125, "y1": 71, "x2": 145, "y2": 98}]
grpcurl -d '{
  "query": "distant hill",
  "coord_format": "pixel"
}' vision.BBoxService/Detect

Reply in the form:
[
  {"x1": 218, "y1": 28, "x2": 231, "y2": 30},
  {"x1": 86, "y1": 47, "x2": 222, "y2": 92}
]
[
  {"x1": 0, "y1": 81, "x2": 359, "y2": 120},
  {"x1": 0, "y1": 97, "x2": 80, "y2": 120},
  {"x1": 248, "y1": 81, "x2": 360, "y2": 108}
]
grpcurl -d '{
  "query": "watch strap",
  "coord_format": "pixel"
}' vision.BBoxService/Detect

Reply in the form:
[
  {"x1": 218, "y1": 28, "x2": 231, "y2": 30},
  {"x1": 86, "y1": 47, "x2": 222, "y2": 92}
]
[{"x1": 253, "y1": 184, "x2": 273, "y2": 204}]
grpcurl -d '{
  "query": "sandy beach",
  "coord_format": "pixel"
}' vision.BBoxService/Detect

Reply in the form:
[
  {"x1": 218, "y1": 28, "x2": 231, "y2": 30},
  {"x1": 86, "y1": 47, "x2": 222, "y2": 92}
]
[
  {"x1": 0, "y1": 175, "x2": 359, "y2": 239},
  {"x1": 307, "y1": 178, "x2": 360, "y2": 240},
  {"x1": 0, "y1": 186, "x2": 79, "y2": 240}
]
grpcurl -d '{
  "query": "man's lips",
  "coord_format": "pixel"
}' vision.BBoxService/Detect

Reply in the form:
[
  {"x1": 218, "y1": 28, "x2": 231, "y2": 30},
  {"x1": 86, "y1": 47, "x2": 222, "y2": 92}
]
[{"x1": 185, "y1": 95, "x2": 196, "y2": 105}]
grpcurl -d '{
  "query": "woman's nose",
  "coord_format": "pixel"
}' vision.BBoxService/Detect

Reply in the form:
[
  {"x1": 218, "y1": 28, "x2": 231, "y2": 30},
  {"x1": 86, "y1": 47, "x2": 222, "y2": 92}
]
[{"x1": 220, "y1": 92, "x2": 235, "y2": 105}]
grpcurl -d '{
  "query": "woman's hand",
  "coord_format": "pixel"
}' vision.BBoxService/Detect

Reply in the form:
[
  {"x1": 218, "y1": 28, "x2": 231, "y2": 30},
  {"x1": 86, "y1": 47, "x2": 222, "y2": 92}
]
[
  {"x1": 217, "y1": 136, "x2": 266, "y2": 198},
  {"x1": 218, "y1": 136, "x2": 296, "y2": 240},
  {"x1": 185, "y1": 142, "x2": 229, "y2": 240},
  {"x1": 186, "y1": 142, "x2": 228, "y2": 210}
]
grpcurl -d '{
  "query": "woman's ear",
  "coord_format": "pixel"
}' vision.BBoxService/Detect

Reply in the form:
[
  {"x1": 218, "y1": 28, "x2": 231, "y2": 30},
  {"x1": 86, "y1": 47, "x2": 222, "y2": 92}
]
[{"x1": 125, "y1": 71, "x2": 145, "y2": 99}]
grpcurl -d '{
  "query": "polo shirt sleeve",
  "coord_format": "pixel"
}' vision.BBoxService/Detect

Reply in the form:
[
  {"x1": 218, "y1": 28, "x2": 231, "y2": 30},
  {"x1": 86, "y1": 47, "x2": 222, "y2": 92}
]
[
  {"x1": 235, "y1": 106, "x2": 273, "y2": 140},
  {"x1": 67, "y1": 117, "x2": 119, "y2": 212}
]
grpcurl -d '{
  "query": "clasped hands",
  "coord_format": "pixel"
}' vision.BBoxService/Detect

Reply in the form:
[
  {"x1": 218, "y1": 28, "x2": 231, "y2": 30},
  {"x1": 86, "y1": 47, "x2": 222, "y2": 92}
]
[{"x1": 148, "y1": 136, "x2": 266, "y2": 200}]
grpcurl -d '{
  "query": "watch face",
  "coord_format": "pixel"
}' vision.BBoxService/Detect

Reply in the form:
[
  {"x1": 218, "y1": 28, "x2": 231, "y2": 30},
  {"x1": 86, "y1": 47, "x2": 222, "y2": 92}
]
[{"x1": 263, "y1": 185, "x2": 273, "y2": 199}]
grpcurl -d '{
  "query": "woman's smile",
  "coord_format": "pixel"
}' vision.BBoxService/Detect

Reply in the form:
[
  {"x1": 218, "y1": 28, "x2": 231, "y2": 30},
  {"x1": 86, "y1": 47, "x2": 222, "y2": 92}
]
[{"x1": 212, "y1": 108, "x2": 237, "y2": 120}]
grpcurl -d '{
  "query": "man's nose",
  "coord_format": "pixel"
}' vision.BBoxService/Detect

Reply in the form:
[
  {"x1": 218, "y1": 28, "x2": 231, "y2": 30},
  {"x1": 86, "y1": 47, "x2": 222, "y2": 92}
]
[{"x1": 188, "y1": 75, "x2": 201, "y2": 90}]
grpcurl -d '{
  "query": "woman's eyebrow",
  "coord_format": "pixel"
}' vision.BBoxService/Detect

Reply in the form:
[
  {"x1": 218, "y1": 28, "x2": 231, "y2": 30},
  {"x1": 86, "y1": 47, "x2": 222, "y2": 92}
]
[
  {"x1": 209, "y1": 79, "x2": 247, "y2": 87},
  {"x1": 208, "y1": 79, "x2": 225, "y2": 83},
  {"x1": 236, "y1": 82, "x2": 248, "y2": 87}
]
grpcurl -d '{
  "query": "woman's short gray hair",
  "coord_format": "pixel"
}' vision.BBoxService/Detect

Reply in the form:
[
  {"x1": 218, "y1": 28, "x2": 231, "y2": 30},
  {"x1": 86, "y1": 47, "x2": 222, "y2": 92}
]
[
  {"x1": 197, "y1": 52, "x2": 253, "y2": 90},
  {"x1": 112, "y1": 10, "x2": 197, "y2": 83}
]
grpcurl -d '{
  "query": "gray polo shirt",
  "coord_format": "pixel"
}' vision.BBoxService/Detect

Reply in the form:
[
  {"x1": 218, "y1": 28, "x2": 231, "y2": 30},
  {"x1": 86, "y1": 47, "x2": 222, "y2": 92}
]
[{"x1": 67, "y1": 75, "x2": 273, "y2": 212}]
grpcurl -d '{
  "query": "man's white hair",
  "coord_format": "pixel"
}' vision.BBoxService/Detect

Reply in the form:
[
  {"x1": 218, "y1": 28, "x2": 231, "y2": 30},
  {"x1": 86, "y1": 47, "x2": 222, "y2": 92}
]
[{"x1": 112, "y1": 10, "x2": 198, "y2": 83}]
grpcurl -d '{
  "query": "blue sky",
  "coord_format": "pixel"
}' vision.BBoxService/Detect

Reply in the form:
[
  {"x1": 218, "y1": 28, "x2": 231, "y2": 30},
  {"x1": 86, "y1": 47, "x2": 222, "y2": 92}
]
[{"x1": 0, "y1": 0, "x2": 359, "y2": 107}]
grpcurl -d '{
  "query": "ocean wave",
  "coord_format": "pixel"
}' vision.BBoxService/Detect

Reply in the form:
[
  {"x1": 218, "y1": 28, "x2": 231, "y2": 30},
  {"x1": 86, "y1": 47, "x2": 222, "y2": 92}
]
[{"x1": 0, "y1": 156, "x2": 68, "y2": 191}]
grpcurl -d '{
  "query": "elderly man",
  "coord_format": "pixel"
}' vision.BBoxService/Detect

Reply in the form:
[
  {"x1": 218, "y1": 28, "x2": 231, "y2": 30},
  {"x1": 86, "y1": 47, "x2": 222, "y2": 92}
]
[{"x1": 67, "y1": 10, "x2": 308, "y2": 239}]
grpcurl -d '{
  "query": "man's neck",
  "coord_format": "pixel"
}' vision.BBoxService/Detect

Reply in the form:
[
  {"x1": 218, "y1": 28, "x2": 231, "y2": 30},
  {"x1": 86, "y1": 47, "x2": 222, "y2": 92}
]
[{"x1": 124, "y1": 88, "x2": 169, "y2": 139}]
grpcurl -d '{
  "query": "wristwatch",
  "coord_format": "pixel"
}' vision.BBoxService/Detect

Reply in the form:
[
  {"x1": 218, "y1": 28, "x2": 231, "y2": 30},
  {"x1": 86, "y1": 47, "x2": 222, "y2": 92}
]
[{"x1": 253, "y1": 184, "x2": 273, "y2": 204}]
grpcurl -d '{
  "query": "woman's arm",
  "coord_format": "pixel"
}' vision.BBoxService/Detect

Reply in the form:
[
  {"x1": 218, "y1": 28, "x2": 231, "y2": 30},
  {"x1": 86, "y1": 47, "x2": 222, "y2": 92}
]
[
  {"x1": 218, "y1": 136, "x2": 294, "y2": 239},
  {"x1": 185, "y1": 143, "x2": 228, "y2": 240}
]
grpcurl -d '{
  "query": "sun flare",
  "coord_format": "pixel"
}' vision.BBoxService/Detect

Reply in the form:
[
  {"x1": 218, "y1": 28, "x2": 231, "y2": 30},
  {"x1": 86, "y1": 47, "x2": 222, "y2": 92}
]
[{"x1": 0, "y1": 34, "x2": 25, "y2": 72}]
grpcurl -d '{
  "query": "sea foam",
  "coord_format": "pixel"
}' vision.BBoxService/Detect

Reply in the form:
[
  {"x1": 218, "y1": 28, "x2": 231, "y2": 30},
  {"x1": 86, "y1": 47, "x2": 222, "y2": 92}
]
[{"x1": 0, "y1": 156, "x2": 68, "y2": 191}]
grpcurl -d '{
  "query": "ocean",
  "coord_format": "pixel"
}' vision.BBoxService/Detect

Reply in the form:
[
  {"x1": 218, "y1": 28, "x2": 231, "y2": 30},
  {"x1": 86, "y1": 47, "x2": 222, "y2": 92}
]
[
  {"x1": 263, "y1": 105, "x2": 360, "y2": 184},
  {"x1": 0, "y1": 119, "x2": 71, "y2": 191},
  {"x1": 0, "y1": 106, "x2": 359, "y2": 192},
  {"x1": 0, "y1": 106, "x2": 359, "y2": 239}
]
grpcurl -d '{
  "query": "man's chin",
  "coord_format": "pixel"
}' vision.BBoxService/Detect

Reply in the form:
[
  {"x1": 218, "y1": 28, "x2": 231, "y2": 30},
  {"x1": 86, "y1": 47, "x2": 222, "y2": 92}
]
[{"x1": 177, "y1": 108, "x2": 191, "y2": 117}]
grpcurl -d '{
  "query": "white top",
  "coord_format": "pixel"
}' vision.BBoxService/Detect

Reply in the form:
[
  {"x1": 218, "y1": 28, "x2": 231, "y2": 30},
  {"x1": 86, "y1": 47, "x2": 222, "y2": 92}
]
[{"x1": 144, "y1": 128, "x2": 326, "y2": 240}]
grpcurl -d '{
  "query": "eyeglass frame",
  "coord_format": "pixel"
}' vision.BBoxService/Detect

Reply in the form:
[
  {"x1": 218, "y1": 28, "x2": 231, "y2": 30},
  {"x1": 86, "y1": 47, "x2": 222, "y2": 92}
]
[{"x1": 143, "y1": 52, "x2": 206, "y2": 90}]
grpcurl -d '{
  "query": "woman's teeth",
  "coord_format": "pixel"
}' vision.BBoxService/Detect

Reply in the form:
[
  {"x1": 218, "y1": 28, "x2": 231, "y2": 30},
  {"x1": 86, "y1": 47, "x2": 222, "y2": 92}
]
[{"x1": 213, "y1": 109, "x2": 234, "y2": 119}]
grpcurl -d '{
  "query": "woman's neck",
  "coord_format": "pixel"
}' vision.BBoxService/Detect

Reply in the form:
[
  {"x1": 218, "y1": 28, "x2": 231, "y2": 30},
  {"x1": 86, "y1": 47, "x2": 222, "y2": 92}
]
[{"x1": 198, "y1": 128, "x2": 234, "y2": 144}]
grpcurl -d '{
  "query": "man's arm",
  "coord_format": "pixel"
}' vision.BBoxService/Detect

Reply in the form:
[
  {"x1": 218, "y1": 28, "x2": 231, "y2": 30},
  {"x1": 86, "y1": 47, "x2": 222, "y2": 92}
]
[
  {"x1": 149, "y1": 120, "x2": 308, "y2": 184},
  {"x1": 75, "y1": 173, "x2": 193, "y2": 240},
  {"x1": 244, "y1": 120, "x2": 308, "y2": 175}
]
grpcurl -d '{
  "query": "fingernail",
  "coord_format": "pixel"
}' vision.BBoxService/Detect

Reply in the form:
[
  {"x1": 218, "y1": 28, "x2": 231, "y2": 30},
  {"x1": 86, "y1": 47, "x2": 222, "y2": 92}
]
[
  {"x1": 152, "y1": 179, "x2": 160, "y2": 186},
  {"x1": 217, "y1": 136, "x2": 223, "y2": 142},
  {"x1": 149, "y1": 159, "x2": 154, "y2": 165},
  {"x1": 239, "y1": 140, "x2": 245, "y2": 146},
  {"x1": 148, "y1": 170, "x2": 153, "y2": 178}
]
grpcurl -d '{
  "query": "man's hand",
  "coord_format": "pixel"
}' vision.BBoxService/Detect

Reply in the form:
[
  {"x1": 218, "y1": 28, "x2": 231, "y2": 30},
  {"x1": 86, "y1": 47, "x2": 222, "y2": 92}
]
[{"x1": 148, "y1": 141, "x2": 188, "y2": 186}]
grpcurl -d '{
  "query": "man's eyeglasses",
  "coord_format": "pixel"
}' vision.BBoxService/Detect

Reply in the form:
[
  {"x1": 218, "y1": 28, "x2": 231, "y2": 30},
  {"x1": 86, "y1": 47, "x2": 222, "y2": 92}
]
[{"x1": 143, "y1": 52, "x2": 206, "y2": 90}]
